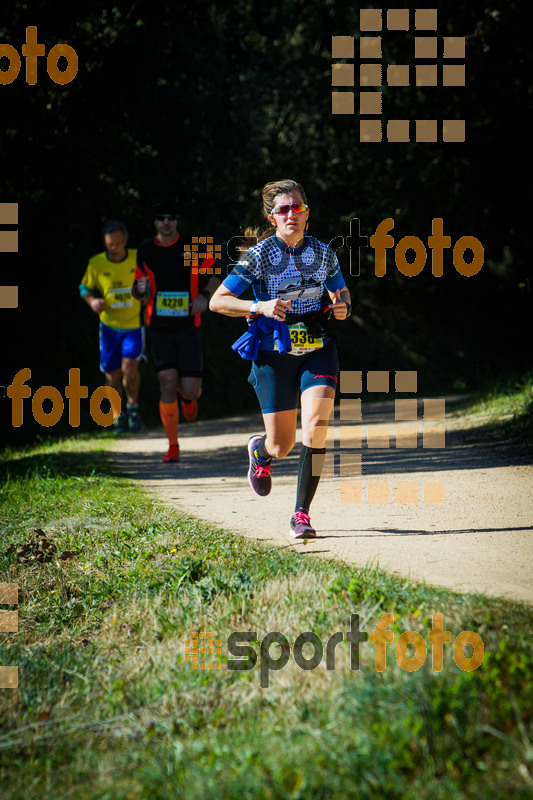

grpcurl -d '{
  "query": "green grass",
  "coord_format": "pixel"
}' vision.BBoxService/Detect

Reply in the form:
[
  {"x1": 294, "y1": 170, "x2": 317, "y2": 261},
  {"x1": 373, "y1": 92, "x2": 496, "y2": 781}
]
[
  {"x1": 1, "y1": 436, "x2": 532, "y2": 799},
  {"x1": 448, "y1": 370, "x2": 533, "y2": 445}
]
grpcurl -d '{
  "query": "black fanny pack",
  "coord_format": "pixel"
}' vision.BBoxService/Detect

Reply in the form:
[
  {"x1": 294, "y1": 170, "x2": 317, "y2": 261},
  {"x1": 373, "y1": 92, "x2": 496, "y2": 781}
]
[{"x1": 285, "y1": 307, "x2": 336, "y2": 343}]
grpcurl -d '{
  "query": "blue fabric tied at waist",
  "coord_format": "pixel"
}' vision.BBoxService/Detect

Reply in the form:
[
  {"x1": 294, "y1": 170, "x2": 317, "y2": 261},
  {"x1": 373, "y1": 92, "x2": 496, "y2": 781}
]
[{"x1": 231, "y1": 317, "x2": 292, "y2": 359}]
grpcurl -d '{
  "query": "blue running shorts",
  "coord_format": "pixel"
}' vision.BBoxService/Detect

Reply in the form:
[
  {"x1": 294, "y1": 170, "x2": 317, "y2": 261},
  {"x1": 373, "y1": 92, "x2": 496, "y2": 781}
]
[
  {"x1": 248, "y1": 341, "x2": 339, "y2": 413},
  {"x1": 99, "y1": 322, "x2": 144, "y2": 373}
]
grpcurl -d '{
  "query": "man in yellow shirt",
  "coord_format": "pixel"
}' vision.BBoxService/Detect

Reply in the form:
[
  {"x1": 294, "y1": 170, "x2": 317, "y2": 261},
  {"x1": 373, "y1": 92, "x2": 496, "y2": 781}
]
[{"x1": 79, "y1": 221, "x2": 144, "y2": 433}]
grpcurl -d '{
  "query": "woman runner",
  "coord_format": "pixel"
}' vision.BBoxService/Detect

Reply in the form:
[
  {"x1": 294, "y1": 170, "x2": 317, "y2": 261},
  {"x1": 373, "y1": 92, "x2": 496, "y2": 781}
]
[{"x1": 210, "y1": 179, "x2": 351, "y2": 538}]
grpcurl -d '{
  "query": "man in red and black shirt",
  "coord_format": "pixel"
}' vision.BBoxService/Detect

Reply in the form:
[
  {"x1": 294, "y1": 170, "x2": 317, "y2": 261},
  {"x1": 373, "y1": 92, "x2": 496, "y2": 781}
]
[{"x1": 132, "y1": 198, "x2": 220, "y2": 462}]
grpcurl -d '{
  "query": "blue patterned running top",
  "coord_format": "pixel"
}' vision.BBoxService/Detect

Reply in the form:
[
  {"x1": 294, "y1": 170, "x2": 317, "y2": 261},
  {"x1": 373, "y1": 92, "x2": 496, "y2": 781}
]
[{"x1": 222, "y1": 234, "x2": 346, "y2": 315}]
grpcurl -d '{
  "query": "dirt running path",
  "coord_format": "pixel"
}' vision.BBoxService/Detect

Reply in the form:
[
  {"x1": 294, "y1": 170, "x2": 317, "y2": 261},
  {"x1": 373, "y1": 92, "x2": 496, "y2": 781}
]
[{"x1": 108, "y1": 400, "x2": 533, "y2": 605}]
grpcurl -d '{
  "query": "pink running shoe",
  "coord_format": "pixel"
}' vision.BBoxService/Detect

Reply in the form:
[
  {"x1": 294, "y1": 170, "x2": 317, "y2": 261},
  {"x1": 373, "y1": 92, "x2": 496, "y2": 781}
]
[
  {"x1": 247, "y1": 435, "x2": 272, "y2": 496},
  {"x1": 289, "y1": 511, "x2": 316, "y2": 539}
]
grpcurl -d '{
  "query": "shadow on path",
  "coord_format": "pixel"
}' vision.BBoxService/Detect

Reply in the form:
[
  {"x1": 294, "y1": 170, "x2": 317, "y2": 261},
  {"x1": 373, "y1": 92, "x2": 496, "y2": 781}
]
[{"x1": 110, "y1": 398, "x2": 532, "y2": 485}]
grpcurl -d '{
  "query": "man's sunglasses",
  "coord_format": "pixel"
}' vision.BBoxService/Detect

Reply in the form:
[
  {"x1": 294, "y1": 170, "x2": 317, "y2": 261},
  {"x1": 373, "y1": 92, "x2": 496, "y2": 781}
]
[
  {"x1": 271, "y1": 203, "x2": 309, "y2": 215},
  {"x1": 155, "y1": 214, "x2": 177, "y2": 221}
]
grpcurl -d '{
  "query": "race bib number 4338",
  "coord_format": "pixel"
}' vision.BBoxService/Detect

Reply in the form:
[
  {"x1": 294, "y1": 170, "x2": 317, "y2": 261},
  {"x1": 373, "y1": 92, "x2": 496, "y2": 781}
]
[
  {"x1": 156, "y1": 291, "x2": 189, "y2": 317},
  {"x1": 287, "y1": 322, "x2": 323, "y2": 356}
]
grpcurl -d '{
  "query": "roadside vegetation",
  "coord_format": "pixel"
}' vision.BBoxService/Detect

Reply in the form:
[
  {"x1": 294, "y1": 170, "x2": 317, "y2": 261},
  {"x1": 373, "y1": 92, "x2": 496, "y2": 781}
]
[
  {"x1": 1, "y1": 435, "x2": 532, "y2": 799},
  {"x1": 447, "y1": 370, "x2": 533, "y2": 446}
]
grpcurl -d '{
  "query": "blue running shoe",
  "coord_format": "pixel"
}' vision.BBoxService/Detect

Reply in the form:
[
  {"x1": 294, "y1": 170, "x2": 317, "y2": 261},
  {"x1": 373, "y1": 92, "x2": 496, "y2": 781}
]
[
  {"x1": 113, "y1": 411, "x2": 128, "y2": 434},
  {"x1": 126, "y1": 404, "x2": 144, "y2": 433}
]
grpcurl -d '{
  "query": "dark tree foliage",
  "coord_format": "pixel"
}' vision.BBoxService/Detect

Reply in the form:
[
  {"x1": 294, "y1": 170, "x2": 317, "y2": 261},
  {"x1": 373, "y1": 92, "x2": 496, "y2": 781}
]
[{"x1": 0, "y1": 0, "x2": 530, "y2": 441}]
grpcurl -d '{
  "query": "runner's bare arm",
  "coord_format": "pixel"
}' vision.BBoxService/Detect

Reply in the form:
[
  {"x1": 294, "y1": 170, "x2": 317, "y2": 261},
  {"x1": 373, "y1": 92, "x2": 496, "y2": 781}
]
[
  {"x1": 209, "y1": 285, "x2": 291, "y2": 320},
  {"x1": 82, "y1": 291, "x2": 105, "y2": 314}
]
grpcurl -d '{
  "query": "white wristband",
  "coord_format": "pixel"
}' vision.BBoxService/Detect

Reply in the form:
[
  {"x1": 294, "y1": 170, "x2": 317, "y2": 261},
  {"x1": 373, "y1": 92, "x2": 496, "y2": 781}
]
[{"x1": 250, "y1": 301, "x2": 259, "y2": 315}]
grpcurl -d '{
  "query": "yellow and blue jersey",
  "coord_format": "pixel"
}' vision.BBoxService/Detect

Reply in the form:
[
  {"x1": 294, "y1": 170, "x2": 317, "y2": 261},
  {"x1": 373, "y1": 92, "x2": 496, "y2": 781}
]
[{"x1": 79, "y1": 249, "x2": 140, "y2": 330}]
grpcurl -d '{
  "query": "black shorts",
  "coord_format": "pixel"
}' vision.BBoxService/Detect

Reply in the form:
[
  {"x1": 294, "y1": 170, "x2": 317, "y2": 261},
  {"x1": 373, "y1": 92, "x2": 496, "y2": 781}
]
[
  {"x1": 146, "y1": 327, "x2": 203, "y2": 376},
  {"x1": 248, "y1": 341, "x2": 339, "y2": 413}
]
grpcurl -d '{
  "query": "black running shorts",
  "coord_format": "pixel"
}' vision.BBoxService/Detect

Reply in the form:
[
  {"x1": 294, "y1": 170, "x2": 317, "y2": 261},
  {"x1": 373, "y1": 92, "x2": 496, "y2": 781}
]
[
  {"x1": 146, "y1": 327, "x2": 203, "y2": 376},
  {"x1": 248, "y1": 342, "x2": 339, "y2": 413}
]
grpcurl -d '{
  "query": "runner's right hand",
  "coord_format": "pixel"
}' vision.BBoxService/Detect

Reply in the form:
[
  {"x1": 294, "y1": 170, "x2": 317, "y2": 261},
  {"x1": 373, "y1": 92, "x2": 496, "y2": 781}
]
[
  {"x1": 136, "y1": 277, "x2": 148, "y2": 296},
  {"x1": 258, "y1": 298, "x2": 292, "y2": 321},
  {"x1": 90, "y1": 298, "x2": 106, "y2": 314}
]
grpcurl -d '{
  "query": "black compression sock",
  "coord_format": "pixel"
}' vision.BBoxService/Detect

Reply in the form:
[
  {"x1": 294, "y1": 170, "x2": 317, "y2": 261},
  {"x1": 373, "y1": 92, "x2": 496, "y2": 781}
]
[
  {"x1": 295, "y1": 445, "x2": 326, "y2": 512},
  {"x1": 254, "y1": 434, "x2": 272, "y2": 462}
]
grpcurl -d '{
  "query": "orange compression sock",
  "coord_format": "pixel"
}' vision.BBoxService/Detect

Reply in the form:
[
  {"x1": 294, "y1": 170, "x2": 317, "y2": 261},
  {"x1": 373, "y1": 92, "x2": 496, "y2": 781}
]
[{"x1": 159, "y1": 400, "x2": 179, "y2": 446}]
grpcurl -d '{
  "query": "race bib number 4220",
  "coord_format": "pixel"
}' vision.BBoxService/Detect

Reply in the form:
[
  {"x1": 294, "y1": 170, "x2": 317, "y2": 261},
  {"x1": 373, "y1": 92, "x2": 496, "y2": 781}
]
[{"x1": 156, "y1": 291, "x2": 189, "y2": 317}]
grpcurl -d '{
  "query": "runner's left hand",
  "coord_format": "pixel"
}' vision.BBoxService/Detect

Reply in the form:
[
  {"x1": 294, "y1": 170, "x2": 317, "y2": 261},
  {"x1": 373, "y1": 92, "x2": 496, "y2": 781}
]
[{"x1": 327, "y1": 289, "x2": 349, "y2": 320}]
